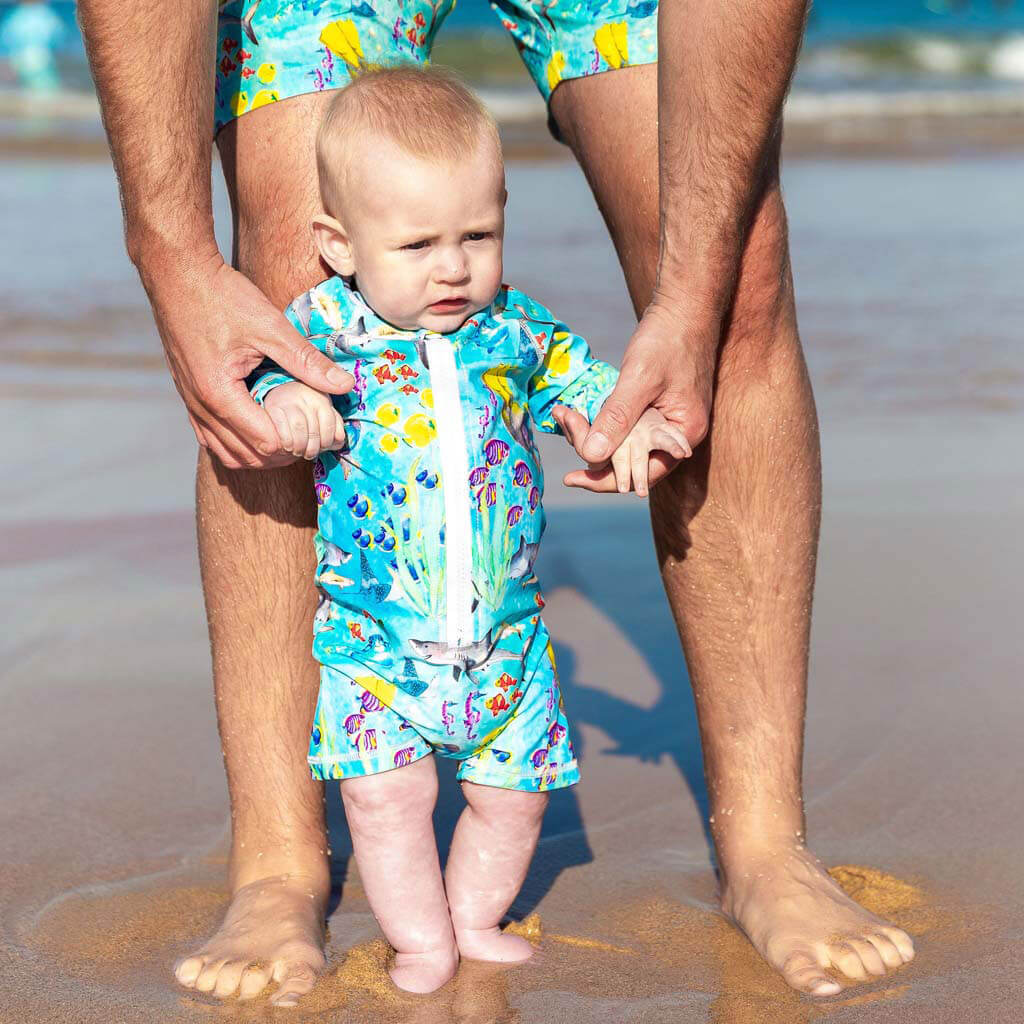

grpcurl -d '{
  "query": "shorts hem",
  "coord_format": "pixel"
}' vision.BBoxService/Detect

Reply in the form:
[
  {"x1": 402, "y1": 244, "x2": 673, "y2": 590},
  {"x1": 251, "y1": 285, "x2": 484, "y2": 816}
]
[
  {"x1": 307, "y1": 746, "x2": 432, "y2": 780},
  {"x1": 457, "y1": 758, "x2": 580, "y2": 792}
]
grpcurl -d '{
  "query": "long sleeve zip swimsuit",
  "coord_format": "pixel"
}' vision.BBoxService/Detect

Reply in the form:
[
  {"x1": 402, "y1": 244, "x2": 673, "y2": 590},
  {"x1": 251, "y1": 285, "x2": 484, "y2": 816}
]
[{"x1": 252, "y1": 275, "x2": 618, "y2": 792}]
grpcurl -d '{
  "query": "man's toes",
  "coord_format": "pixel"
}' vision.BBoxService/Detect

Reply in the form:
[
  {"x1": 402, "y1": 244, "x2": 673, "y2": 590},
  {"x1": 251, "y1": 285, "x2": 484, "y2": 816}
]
[
  {"x1": 828, "y1": 942, "x2": 871, "y2": 981},
  {"x1": 174, "y1": 955, "x2": 206, "y2": 987},
  {"x1": 237, "y1": 965, "x2": 273, "y2": 1001},
  {"x1": 881, "y1": 926, "x2": 915, "y2": 963},
  {"x1": 781, "y1": 950, "x2": 842, "y2": 997},
  {"x1": 866, "y1": 932, "x2": 905, "y2": 970},
  {"x1": 194, "y1": 958, "x2": 230, "y2": 993},
  {"x1": 212, "y1": 959, "x2": 249, "y2": 999},
  {"x1": 270, "y1": 960, "x2": 320, "y2": 1007},
  {"x1": 848, "y1": 938, "x2": 887, "y2": 976}
]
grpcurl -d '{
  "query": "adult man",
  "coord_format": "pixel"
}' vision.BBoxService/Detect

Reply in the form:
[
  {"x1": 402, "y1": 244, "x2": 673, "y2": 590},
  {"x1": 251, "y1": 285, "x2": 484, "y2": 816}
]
[{"x1": 78, "y1": 0, "x2": 914, "y2": 1006}]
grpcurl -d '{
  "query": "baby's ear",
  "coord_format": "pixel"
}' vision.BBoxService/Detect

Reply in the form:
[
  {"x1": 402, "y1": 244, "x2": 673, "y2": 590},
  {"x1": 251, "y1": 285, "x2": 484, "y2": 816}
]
[{"x1": 312, "y1": 215, "x2": 355, "y2": 276}]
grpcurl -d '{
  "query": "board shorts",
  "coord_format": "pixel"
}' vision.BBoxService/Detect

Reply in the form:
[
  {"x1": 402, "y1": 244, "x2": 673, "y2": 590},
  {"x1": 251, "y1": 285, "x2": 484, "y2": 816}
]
[
  {"x1": 308, "y1": 619, "x2": 580, "y2": 792},
  {"x1": 214, "y1": 0, "x2": 659, "y2": 135}
]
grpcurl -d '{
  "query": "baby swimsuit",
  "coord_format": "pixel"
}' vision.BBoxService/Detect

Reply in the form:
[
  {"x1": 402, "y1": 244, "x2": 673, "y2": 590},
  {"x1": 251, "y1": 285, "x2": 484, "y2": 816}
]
[{"x1": 251, "y1": 275, "x2": 618, "y2": 791}]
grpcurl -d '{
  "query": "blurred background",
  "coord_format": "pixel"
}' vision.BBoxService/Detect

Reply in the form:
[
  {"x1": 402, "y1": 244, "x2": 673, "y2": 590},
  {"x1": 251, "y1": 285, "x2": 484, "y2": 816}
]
[
  {"x1": 4, "y1": 0, "x2": 1024, "y2": 152},
  {"x1": 2, "y1": 3, "x2": 1023, "y2": 1023}
]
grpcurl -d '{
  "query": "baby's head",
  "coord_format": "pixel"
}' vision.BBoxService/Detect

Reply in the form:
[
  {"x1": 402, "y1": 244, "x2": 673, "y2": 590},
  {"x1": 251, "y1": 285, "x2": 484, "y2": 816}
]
[{"x1": 313, "y1": 66, "x2": 506, "y2": 334}]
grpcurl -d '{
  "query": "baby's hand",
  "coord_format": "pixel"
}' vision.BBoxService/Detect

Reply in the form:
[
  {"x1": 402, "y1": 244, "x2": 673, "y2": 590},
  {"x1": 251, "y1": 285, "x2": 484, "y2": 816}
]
[
  {"x1": 553, "y1": 405, "x2": 691, "y2": 497},
  {"x1": 263, "y1": 382, "x2": 347, "y2": 461},
  {"x1": 605, "y1": 408, "x2": 691, "y2": 496}
]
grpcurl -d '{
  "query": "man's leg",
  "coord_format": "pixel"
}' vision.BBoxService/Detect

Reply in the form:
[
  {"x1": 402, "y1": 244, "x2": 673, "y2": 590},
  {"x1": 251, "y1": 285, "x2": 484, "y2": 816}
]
[
  {"x1": 173, "y1": 92, "x2": 340, "y2": 1007},
  {"x1": 551, "y1": 66, "x2": 914, "y2": 994}
]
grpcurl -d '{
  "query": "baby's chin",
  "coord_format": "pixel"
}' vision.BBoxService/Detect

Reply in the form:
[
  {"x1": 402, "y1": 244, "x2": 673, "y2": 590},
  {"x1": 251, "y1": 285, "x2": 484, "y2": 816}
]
[{"x1": 415, "y1": 304, "x2": 488, "y2": 335}]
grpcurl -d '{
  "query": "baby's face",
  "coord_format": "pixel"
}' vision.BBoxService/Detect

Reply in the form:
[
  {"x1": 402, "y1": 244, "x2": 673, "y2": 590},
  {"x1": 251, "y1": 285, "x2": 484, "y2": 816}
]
[{"x1": 330, "y1": 136, "x2": 506, "y2": 334}]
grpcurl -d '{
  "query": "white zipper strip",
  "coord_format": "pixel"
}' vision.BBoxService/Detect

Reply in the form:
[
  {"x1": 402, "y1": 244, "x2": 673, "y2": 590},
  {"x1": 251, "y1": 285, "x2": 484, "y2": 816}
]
[{"x1": 425, "y1": 336, "x2": 474, "y2": 647}]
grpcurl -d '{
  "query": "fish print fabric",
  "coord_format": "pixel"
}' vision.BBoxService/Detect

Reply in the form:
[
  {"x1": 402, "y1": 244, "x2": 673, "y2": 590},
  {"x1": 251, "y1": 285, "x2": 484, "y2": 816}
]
[
  {"x1": 214, "y1": 0, "x2": 659, "y2": 133},
  {"x1": 250, "y1": 275, "x2": 618, "y2": 790}
]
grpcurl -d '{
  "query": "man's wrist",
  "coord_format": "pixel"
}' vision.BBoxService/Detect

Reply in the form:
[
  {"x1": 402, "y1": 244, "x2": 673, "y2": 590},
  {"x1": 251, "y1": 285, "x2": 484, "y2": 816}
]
[
  {"x1": 129, "y1": 227, "x2": 224, "y2": 297},
  {"x1": 126, "y1": 215, "x2": 220, "y2": 277}
]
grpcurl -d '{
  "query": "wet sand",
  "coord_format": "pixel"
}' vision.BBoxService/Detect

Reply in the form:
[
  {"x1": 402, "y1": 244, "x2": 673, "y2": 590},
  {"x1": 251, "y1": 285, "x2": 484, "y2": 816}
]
[{"x1": 2, "y1": 154, "x2": 1023, "y2": 1022}]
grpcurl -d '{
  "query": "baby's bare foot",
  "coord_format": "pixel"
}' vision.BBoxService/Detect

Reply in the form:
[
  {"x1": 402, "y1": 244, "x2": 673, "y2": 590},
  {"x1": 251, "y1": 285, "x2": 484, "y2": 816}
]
[
  {"x1": 174, "y1": 873, "x2": 327, "y2": 1007},
  {"x1": 389, "y1": 945, "x2": 459, "y2": 993},
  {"x1": 721, "y1": 844, "x2": 915, "y2": 996},
  {"x1": 455, "y1": 925, "x2": 535, "y2": 964}
]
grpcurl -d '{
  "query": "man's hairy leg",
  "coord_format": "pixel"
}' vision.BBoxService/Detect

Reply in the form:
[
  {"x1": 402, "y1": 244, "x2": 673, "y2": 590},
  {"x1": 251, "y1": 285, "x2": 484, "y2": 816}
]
[
  {"x1": 174, "y1": 93, "x2": 338, "y2": 1007},
  {"x1": 551, "y1": 66, "x2": 914, "y2": 995}
]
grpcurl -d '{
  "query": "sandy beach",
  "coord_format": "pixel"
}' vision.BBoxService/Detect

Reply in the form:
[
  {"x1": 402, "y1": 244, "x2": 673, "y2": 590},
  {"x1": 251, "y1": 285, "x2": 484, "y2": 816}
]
[{"x1": 2, "y1": 146, "x2": 1023, "y2": 1022}]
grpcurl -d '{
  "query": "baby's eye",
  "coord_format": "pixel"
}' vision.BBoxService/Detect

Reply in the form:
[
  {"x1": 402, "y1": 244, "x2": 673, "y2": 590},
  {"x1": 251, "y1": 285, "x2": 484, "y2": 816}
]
[
  {"x1": 465, "y1": 232, "x2": 492, "y2": 242},
  {"x1": 403, "y1": 240, "x2": 430, "y2": 251}
]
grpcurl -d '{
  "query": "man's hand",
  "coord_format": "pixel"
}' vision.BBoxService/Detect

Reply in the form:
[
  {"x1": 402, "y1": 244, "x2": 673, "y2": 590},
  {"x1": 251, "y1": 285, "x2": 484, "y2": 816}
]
[
  {"x1": 574, "y1": 297, "x2": 719, "y2": 471},
  {"x1": 142, "y1": 251, "x2": 353, "y2": 470}
]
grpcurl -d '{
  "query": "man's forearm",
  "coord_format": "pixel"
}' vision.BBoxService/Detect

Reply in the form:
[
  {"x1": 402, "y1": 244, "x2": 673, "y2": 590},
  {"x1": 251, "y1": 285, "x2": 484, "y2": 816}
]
[
  {"x1": 78, "y1": 0, "x2": 218, "y2": 271},
  {"x1": 656, "y1": 0, "x2": 808, "y2": 316}
]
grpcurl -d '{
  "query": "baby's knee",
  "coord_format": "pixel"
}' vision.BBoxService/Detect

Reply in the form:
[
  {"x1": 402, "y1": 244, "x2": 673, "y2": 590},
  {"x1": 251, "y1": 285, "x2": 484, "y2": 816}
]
[
  {"x1": 464, "y1": 783, "x2": 549, "y2": 830},
  {"x1": 341, "y1": 762, "x2": 438, "y2": 827}
]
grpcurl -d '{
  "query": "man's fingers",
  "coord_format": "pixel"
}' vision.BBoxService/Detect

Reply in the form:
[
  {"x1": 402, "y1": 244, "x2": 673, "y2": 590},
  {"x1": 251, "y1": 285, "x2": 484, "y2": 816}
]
[
  {"x1": 583, "y1": 367, "x2": 658, "y2": 463},
  {"x1": 564, "y1": 451, "x2": 678, "y2": 493},
  {"x1": 563, "y1": 466, "x2": 618, "y2": 492},
  {"x1": 206, "y1": 381, "x2": 291, "y2": 459},
  {"x1": 191, "y1": 404, "x2": 271, "y2": 469},
  {"x1": 262, "y1": 326, "x2": 354, "y2": 395}
]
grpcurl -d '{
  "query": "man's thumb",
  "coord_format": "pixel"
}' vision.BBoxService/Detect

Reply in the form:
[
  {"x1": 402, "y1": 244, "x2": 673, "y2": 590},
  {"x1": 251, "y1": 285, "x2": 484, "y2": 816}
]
[
  {"x1": 264, "y1": 329, "x2": 354, "y2": 395},
  {"x1": 582, "y1": 371, "x2": 652, "y2": 462}
]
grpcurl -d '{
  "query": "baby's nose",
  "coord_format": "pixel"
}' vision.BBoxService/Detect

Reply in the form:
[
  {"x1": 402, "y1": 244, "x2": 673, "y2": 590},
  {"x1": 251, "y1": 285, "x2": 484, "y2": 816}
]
[{"x1": 436, "y1": 250, "x2": 469, "y2": 282}]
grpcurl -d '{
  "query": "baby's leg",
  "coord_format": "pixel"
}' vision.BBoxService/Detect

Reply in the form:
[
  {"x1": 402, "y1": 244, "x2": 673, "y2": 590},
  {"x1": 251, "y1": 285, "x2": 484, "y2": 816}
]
[
  {"x1": 340, "y1": 756, "x2": 458, "y2": 993},
  {"x1": 445, "y1": 782, "x2": 549, "y2": 962}
]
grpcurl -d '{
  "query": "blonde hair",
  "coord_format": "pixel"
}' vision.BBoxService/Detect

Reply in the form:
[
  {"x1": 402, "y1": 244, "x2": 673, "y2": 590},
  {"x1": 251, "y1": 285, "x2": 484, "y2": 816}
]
[{"x1": 316, "y1": 64, "x2": 503, "y2": 217}]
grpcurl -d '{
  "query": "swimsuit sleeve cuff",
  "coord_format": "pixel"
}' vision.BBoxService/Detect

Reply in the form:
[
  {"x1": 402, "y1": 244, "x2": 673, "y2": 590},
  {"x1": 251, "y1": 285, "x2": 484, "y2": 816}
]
[{"x1": 249, "y1": 370, "x2": 295, "y2": 405}]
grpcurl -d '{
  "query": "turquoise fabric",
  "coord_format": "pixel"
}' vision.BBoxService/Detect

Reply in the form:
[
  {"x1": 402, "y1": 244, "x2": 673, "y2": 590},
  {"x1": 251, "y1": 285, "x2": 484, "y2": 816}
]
[
  {"x1": 214, "y1": 0, "x2": 658, "y2": 133},
  {"x1": 251, "y1": 275, "x2": 617, "y2": 789}
]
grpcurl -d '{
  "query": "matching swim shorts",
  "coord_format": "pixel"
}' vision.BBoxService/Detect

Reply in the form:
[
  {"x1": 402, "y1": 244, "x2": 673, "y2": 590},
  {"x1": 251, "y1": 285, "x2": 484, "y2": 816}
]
[
  {"x1": 214, "y1": 0, "x2": 658, "y2": 133},
  {"x1": 308, "y1": 619, "x2": 579, "y2": 792}
]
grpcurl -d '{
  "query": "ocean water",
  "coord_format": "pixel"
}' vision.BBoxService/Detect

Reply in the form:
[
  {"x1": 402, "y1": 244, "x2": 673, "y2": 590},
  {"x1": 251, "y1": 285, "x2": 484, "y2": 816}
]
[{"x1": 5, "y1": 0, "x2": 1024, "y2": 56}]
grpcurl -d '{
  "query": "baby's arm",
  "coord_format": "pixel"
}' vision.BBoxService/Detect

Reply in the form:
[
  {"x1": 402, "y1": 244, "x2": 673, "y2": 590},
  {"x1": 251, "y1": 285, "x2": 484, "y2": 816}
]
[{"x1": 518, "y1": 292, "x2": 619, "y2": 434}]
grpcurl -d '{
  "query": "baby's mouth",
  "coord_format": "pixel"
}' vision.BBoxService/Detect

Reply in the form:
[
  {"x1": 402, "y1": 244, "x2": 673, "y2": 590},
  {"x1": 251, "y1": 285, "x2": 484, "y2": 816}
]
[{"x1": 429, "y1": 297, "x2": 468, "y2": 313}]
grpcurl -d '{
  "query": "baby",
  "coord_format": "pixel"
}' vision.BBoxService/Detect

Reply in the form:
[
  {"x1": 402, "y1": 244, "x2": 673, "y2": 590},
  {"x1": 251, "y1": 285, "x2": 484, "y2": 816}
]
[{"x1": 250, "y1": 66, "x2": 690, "y2": 994}]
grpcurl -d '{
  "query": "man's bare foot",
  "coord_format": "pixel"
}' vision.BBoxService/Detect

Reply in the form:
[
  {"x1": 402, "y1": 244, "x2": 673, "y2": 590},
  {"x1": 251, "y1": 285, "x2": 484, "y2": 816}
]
[
  {"x1": 721, "y1": 843, "x2": 915, "y2": 996},
  {"x1": 455, "y1": 925, "x2": 535, "y2": 964},
  {"x1": 174, "y1": 873, "x2": 328, "y2": 1007},
  {"x1": 389, "y1": 945, "x2": 460, "y2": 993}
]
